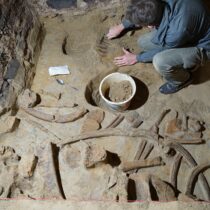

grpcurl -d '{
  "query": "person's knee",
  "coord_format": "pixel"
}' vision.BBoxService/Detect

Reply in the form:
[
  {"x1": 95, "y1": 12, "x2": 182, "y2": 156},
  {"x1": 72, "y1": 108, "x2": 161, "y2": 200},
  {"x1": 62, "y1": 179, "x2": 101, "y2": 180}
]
[{"x1": 153, "y1": 53, "x2": 167, "y2": 74}]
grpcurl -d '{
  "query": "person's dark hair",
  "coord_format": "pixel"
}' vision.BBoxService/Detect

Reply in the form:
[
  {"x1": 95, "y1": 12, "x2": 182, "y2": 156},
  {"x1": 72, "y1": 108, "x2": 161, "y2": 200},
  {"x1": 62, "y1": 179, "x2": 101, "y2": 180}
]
[{"x1": 125, "y1": 0, "x2": 165, "y2": 27}]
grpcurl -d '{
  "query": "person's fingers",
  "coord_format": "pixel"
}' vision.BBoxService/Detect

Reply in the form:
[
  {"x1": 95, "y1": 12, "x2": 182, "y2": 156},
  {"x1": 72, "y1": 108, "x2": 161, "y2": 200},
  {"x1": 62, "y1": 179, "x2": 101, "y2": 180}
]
[
  {"x1": 114, "y1": 56, "x2": 125, "y2": 61},
  {"x1": 114, "y1": 61, "x2": 127, "y2": 66},
  {"x1": 114, "y1": 59, "x2": 127, "y2": 66},
  {"x1": 106, "y1": 33, "x2": 112, "y2": 39}
]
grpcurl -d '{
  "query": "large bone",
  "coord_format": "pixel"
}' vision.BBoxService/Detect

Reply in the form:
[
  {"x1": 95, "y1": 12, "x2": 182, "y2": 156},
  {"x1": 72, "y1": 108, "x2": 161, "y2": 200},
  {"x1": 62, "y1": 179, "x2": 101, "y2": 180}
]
[
  {"x1": 130, "y1": 173, "x2": 176, "y2": 201},
  {"x1": 37, "y1": 143, "x2": 64, "y2": 199},
  {"x1": 167, "y1": 142, "x2": 210, "y2": 201},
  {"x1": 185, "y1": 162, "x2": 210, "y2": 198},
  {"x1": 164, "y1": 131, "x2": 202, "y2": 142},
  {"x1": 163, "y1": 137, "x2": 203, "y2": 145},
  {"x1": 120, "y1": 157, "x2": 164, "y2": 172},
  {"x1": 21, "y1": 107, "x2": 54, "y2": 122},
  {"x1": 54, "y1": 108, "x2": 88, "y2": 123},
  {"x1": 58, "y1": 128, "x2": 158, "y2": 146},
  {"x1": 105, "y1": 114, "x2": 124, "y2": 128},
  {"x1": 21, "y1": 107, "x2": 88, "y2": 123}
]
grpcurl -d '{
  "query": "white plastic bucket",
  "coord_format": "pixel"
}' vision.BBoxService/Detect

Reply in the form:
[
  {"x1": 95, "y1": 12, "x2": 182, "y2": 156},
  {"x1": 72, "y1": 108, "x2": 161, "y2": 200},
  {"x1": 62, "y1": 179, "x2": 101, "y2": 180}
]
[{"x1": 99, "y1": 72, "x2": 136, "y2": 111}]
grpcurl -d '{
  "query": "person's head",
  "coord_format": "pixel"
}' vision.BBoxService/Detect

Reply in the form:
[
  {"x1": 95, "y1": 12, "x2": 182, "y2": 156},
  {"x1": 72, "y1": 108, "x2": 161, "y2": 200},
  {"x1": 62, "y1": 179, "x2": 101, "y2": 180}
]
[{"x1": 125, "y1": 0, "x2": 165, "y2": 27}]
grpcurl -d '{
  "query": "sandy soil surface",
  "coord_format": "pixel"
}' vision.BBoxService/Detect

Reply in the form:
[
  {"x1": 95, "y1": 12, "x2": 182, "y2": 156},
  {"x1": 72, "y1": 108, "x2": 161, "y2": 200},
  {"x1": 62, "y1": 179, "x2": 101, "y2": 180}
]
[{"x1": 0, "y1": 6, "x2": 210, "y2": 205}]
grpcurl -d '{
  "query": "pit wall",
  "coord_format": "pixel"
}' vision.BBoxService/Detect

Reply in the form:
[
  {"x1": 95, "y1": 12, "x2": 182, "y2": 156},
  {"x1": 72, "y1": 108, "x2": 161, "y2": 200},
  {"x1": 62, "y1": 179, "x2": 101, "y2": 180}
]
[
  {"x1": 0, "y1": 0, "x2": 43, "y2": 114},
  {"x1": 30, "y1": 0, "x2": 127, "y2": 16}
]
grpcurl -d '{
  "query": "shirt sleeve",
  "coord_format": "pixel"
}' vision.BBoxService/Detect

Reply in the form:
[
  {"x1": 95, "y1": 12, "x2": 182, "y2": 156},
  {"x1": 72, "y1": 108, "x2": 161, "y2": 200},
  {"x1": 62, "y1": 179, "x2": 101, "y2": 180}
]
[{"x1": 122, "y1": 18, "x2": 136, "y2": 29}]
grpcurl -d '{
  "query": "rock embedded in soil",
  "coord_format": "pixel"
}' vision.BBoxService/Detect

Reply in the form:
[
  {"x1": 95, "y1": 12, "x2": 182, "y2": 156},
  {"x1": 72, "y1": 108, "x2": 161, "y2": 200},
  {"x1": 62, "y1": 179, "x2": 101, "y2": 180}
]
[
  {"x1": 17, "y1": 89, "x2": 39, "y2": 108},
  {"x1": 0, "y1": 116, "x2": 20, "y2": 135},
  {"x1": 18, "y1": 154, "x2": 38, "y2": 178},
  {"x1": 108, "y1": 81, "x2": 132, "y2": 103},
  {"x1": 84, "y1": 144, "x2": 107, "y2": 168},
  {"x1": 86, "y1": 109, "x2": 105, "y2": 124},
  {"x1": 81, "y1": 118, "x2": 100, "y2": 133}
]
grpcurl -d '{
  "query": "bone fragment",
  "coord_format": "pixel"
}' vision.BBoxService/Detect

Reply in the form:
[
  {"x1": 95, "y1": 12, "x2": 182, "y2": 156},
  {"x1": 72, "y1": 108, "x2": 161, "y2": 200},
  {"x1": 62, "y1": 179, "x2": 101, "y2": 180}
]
[
  {"x1": 40, "y1": 89, "x2": 61, "y2": 100},
  {"x1": 120, "y1": 157, "x2": 164, "y2": 172},
  {"x1": 54, "y1": 108, "x2": 88, "y2": 123},
  {"x1": 181, "y1": 113, "x2": 188, "y2": 131},
  {"x1": 37, "y1": 143, "x2": 64, "y2": 199},
  {"x1": 133, "y1": 140, "x2": 147, "y2": 160},
  {"x1": 163, "y1": 137, "x2": 203, "y2": 145},
  {"x1": 167, "y1": 142, "x2": 210, "y2": 201},
  {"x1": 21, "y1": 107, "x2": 88, "y2": 123},
  {"x1": 185, "y1": 162, "x2": 210, "y2": 198},
  {"x1": 170, "y1": 153, "x2": 183, "y2": 189},
  {"x1": 150, "y1": 109, "x2": 170, "y2": 134},
  {"x1": 131, "y1": 173, "x2": 176, "y2": 201},
  {"x1": 164, "y1": 131, "x2": 202, "y2": 142},
  {"x1": 109, "y1": 115, "x2": 124, "y2": 128},
  {"x1": 105, "y1": 114, "x2": 123, "y2": 128},
  {"x1": 141, "y1": 143, "x2": 154, "y2": 160},
  {"x1": 86, "y1": 109, "x2": 105, "y2": 124},
  {"x1": 81, "y1": 119, "x2": 100, "y2": 133}
]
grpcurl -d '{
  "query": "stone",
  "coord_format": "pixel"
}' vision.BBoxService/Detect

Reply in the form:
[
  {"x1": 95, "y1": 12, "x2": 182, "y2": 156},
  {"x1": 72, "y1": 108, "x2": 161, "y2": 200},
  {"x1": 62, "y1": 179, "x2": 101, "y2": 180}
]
[
  {"x1": 4, "y1": 59, "x2": 20, "y2": 80},
  {"x1": 84, "y1": 144, "x2": 107, "y2": 168},
  {"x1": 0, "y1": 146, "x2": 20, "y2": 198},
  {"x1": 18, "y1": 154, "x2": 38, "y2": 178},
  {"x1": 103, "y1": 168, "x2": 128, "y2": 202},
  {"x1": 17, "y1": 89, "x2": 39, "y2": 108},
  {"x1": 125, "y1": 111, "x2": 143, "y2": 128},
  {"x1": 0, "y1": 116, "x2": 20, "y2": 135}
]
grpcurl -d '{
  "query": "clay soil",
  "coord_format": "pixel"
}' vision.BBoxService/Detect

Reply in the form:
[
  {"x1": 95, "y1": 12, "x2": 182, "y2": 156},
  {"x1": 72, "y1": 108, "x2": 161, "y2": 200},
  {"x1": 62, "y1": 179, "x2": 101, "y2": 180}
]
[{"x1": 0, "y1": 6, "x2": 210, "y2": 206}]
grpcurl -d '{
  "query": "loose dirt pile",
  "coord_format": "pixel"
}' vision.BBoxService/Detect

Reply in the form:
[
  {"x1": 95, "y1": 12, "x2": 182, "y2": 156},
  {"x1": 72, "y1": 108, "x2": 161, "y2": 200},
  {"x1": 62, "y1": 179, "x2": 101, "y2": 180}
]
[{"x1": 107, "y1": 81, "x2": 133, "y2": 102}]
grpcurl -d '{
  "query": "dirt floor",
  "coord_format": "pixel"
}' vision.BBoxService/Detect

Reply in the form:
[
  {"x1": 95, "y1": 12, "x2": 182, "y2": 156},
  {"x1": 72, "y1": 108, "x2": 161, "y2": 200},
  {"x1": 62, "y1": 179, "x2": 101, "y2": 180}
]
[{"x1": 0, "y1": 6, "x2": 210, "y2": 205}]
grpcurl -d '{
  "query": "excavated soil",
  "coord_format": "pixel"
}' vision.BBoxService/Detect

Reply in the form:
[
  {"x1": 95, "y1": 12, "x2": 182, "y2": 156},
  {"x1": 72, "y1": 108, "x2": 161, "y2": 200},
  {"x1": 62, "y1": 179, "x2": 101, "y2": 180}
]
[
  {"x1": 107, "y1": 80, "x2": 133, "y2": 102},
  {"x1": 1, "y1": 6, "x2": 210, "y2": 207}
]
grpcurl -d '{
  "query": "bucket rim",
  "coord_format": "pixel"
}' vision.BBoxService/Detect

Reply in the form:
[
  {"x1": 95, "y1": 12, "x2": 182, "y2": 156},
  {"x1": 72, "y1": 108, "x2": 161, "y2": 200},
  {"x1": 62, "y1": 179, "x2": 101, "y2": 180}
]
[{"x1": 99, "y1": 72, "x2": 136, "y2": 106}]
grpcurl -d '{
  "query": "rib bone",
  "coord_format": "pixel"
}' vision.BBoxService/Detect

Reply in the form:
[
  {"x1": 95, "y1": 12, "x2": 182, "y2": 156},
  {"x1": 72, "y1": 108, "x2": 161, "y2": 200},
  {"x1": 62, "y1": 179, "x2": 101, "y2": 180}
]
[{"x1": 120, "y1": 157, "x2": 164, "y2": 172}]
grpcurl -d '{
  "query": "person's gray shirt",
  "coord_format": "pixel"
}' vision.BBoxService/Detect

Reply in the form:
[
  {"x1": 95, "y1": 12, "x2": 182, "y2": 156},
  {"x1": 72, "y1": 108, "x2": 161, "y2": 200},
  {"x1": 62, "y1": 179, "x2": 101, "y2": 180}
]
[{"x1": 122, "y1": 0, "x2": 210, "y2": 62}]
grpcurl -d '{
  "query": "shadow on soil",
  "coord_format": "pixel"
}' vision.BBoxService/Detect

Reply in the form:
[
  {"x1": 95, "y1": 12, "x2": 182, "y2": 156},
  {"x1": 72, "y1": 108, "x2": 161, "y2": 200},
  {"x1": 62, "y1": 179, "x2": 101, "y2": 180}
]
[
  {"x1": 128, "y1": 76, "x2": 149, "y2": 110},
  {"x1": 192, "y1": 62, "x2": 210, "y2": 85}
]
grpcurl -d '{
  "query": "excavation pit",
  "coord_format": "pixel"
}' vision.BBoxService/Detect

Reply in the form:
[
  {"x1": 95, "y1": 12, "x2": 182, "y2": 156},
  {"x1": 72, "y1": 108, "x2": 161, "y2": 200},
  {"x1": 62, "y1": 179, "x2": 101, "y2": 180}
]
[{"x1": 0, "y1": 0, "x2": 210, "y2": 208}]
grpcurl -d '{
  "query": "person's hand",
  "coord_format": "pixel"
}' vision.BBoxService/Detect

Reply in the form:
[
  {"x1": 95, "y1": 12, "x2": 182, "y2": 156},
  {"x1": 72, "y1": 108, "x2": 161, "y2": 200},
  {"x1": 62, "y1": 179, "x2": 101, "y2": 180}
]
[
  {"x1": 106, "y1": 24, "x2": 125, "y2": 40},
  {"x1": 114, "y1": 48, "x2": 138, "y2": 66}
]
